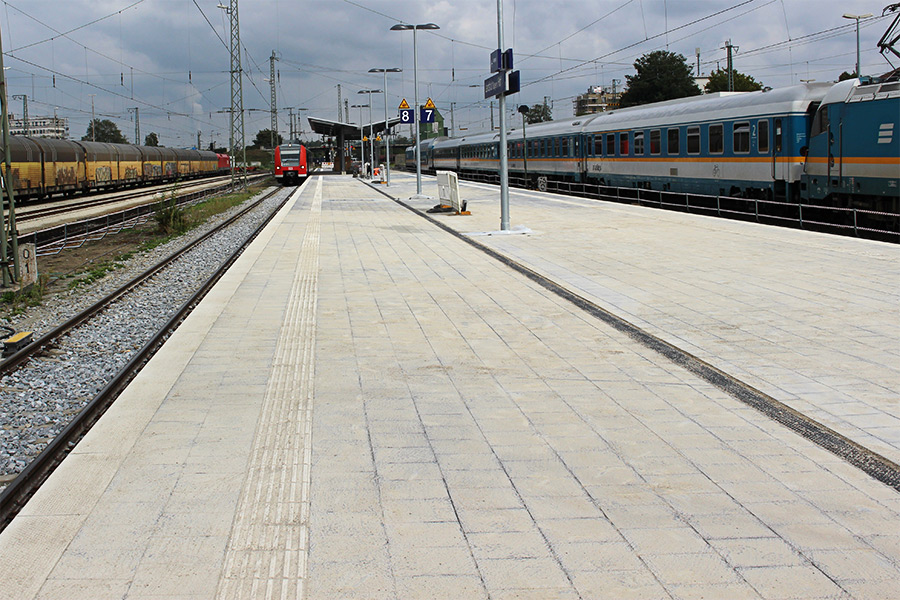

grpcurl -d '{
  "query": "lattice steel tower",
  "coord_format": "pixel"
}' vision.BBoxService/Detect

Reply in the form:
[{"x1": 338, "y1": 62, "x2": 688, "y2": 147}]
[
  {"x1": 221, "y1": 0, "x2": 246, "y2": 187},
  {"x1": 269, "y1": 51, "x2": 277, "y2": 149}
]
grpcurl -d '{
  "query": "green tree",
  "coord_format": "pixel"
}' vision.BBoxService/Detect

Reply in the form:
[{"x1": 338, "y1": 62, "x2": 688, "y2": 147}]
[
  {"x1": 252, "y1": 128, "x2": 283, "y2": 149},
  {"x1": 704, "y1": 68, "x2": 763, "y2": 93},
  {"x1": 144, "y1": 132, "x2": 159, "y2": 146},
  {"x1": 838, "y1": 71, "x2": 857, "y2": 81},
  {"x1": 525, "y1": 103, "x2": 552, "y2": 124},
  {"x1": 82, "y1": 119, "x2": 128, "y2": 144},
  {"x1": 619, "y1": 51, "x2": 701, "y2": 108}
]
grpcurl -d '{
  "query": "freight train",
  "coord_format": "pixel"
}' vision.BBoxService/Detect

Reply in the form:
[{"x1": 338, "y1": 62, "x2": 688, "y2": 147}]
[
  {"x1": 0, "y1": 136, "x2": 228, "y2": 202},
  {"x1": 273, "y1": 143, "x2": 307, "y2": 185},
  {"x1": 410, "y1": 77, "x2": 899, "y2": 214}
]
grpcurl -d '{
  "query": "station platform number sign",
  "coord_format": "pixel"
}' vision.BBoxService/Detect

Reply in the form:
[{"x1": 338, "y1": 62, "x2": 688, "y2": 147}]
[{"x1": 398, "y1": 98, "x2": 437, "y2": 124}]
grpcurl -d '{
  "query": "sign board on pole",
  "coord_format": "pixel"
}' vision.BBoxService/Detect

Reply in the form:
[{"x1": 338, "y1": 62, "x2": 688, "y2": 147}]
[
  {"x1": 484, "y1": 70, "x2": 521, "y2": 99},
  {"x1": 399, "y1": 98, "x2": 415, "y2": 124},
  {"x1": 420, "y1": 99, "x2": 437, "y2": 124}
]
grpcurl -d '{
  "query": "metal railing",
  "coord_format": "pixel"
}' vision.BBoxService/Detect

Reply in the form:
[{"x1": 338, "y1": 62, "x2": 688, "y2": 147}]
[{"x1": 430, "y1": 167, "x2": 898, "y2": 243}]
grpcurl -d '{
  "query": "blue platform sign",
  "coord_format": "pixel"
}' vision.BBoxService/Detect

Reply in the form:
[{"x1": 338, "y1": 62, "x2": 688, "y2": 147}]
[
  {"x1": 399, "y1": 108, "x2": 415, "y2": 123},
  {"x1": 420, "y1": 107, "x2": 436, "y2": 123},
  {"x1": 484, "y1": 70, "x2": 520, "y2": 99}
]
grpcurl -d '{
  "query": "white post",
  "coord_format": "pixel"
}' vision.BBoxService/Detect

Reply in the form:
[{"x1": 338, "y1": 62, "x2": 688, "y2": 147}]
[{"x1": 497, "y1": 0, "x2": 509, "y2": 230}]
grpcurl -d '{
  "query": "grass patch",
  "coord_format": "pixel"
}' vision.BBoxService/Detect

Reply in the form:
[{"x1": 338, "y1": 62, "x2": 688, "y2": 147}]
[
  {"x1": 1, "y1": 274, "x2": 49, "y2": 316},
  {"x1": 67, "y1": 259, "x2": 127, "y2": 289}
]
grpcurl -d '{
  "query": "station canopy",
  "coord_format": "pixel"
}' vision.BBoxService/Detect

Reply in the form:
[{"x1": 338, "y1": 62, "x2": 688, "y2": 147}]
[{"x1": 308, "y1": 116, "x2": 402, "y2": 139}]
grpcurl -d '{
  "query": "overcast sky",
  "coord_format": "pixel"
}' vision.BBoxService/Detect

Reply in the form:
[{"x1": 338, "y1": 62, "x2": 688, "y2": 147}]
[{"x1": 1, "y1": 0, "x2": 893, "y2": 148}]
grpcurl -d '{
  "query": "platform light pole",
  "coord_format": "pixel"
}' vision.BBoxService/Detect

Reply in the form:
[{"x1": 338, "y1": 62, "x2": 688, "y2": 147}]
[
  {"x1": 843, "y1": 13, "x2": 873, "y2": 77},
  {"x1": 359, "y1": 89, "x2": 382, "y2": 178},
  {"x1": 391, "y1": 22, "x2": 439, "y2": 197},
  {"x1": 369, "y1": 68, "x2": 401, "y2": 186},
  {"x1": 351, "y1": 103, "x2": 368, "y2": 175}
]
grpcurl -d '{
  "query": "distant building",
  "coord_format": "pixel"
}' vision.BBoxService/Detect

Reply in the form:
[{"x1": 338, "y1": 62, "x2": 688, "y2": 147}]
[
  {"x1": 9, "y1": 114, "x2": 69, "y2": 139},
  {"x1": 573, "y1": 86, "x2": 622, "y2": 115}
]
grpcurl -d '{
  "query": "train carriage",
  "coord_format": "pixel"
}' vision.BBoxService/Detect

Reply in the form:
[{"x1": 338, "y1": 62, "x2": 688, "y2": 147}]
[
  {"x1": 117, "y1": 144, "x2": 143, "y2": 183},
  {"x1": 140, "y1": 146, "x2": 164, "y2": 180},
  {"x1": 77, "y1": 141, "x2": 120, "y2": 190},
  {"x1": 576, "y1": 84, "x2": 829, "y2": 200},
  {"x1": 31, "y1": 138, "x2": 85, "y2": 196},
  {"x1": 429, "y1": 78, "x2": 896, "y2": 220}
]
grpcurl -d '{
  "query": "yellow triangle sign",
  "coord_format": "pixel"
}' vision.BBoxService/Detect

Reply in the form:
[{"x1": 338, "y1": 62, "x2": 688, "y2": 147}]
[
  {"x1": 398, "y1": 99, "x2": 410, "y2": 109},
  {"x1": 424, "y1": 98, "x2": 436, "y2": 110},
  {"x1": 363, "y1": 136, "x2": 368, "y2": 141}
]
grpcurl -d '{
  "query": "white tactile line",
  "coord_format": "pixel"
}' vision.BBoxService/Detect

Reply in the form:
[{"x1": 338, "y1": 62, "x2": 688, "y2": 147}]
[{"x1": 216, "y1": 178, "x2": 321, "y2": 600}]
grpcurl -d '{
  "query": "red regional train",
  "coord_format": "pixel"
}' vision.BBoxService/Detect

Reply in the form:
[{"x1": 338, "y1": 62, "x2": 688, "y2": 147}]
[{"x1": 273, "y1": 143, "x2": 307, "y2": 185}]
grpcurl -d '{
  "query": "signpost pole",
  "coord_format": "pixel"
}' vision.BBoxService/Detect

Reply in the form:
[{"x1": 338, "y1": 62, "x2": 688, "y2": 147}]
[{"x1": 497, "y1": 0, "x2": 509, "y2": 231}]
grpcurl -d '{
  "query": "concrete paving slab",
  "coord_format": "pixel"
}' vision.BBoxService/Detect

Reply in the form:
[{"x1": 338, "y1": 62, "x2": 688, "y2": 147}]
[{"x1": 0, "y1": 176, "x2": 897, "y2": 599}]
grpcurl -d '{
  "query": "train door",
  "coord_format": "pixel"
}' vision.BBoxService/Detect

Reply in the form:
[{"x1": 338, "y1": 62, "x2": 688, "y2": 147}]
[{"x1": 771, "y1": 117, "x2": 789, "y2": 196}]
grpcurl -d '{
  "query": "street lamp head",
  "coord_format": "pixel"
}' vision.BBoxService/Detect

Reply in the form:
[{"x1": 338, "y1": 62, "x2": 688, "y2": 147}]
[
  {"x1": 369, "y1": 68, "x2": 402, "y2": 73},
  {"x1": 391, "y1": 22, "x2": 439, "y2": 31},
  {"x1": 843, "y1": 13, "x2": 873, "y2": 19}
]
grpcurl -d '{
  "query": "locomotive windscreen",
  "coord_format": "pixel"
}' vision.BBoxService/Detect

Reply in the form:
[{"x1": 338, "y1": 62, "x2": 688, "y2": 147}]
[{"x1": 281, "y1": 150, "x2": 301, "y2": 166}]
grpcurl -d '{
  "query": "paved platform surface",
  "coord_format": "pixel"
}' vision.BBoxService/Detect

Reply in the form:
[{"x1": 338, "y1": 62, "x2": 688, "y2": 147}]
[{"x1": 0, "y1": 175, "x2": 898, "y2": 599}]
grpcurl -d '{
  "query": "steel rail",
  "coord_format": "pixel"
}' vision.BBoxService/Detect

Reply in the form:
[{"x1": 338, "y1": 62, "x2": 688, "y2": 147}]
[{"x1": 0, "y1": 184, "x2": 296, "y2": 531}]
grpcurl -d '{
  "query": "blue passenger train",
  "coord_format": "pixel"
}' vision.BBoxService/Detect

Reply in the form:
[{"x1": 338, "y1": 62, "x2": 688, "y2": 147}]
[{"x1": 411, "y1": 78, "x2": 899, "y2": 214}]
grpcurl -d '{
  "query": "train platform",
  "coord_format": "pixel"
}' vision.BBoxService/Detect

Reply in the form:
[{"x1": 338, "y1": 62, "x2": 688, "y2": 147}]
[{"x1": 0, "y1": 174, "x2": 898, "y2": 599}]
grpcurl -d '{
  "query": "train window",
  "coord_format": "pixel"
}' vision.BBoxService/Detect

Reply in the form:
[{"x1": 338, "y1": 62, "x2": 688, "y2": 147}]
[
  {"x1": 606, "y1": 134, "x2": 615, "y2": 156},
  {"x1": 634, "y1": 131, "x2": 645, "y2": 155},
  {"x1": 775, "y1": 118, "x2": 783, "y2": 153},
  {"x1": 619, "y1": 132, "x2": 629, "y2": 155},
  {"x1": 594, "y1": 135, "x2": 603, "y2": 156},
  {"x1": 709, "y1": 124, "x2": 724, "y2": 154},
  {"x1": 733, "y1": 122, "x2": 750, "y2": 153},
  {"x1": 650, "y1": 130, "x2": 661, "y2": 155},
  {"x1": 561, "y1": 137, "x2": 569, "y2": 157},
  {"x1": 687, "y1": 126, "x2": 700, "y2": 154},
  {"x1": 667, "y1": 128, "x2": 680, "y2": 155},
  {"x1": 758, "y1": 120, "x2": 769, "y2": 153}
]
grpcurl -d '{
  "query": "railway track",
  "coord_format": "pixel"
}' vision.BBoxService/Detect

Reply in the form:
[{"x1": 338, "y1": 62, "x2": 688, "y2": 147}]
[
  {"x1": 16, "y1": 175, "x2": 233, "y2": 224},
  {"x1": 0, "y1": 183, "x2": 298, "y2": 531}
]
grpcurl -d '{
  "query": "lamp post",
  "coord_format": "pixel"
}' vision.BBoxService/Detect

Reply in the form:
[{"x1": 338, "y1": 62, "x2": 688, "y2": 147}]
[
  {"x1": 391, "y1": 22, "x2": 439, "y2": 197},
  {"x1": 351, "y1": 103, "x2": 368, "y2": 176},
  {"x1": 359, "y1": 89, "x2": 382, "y2": 178},
  {"x1": 843, "y1": 13, "x2": 873, "y2": 77},
  {"x1": 369, "y1": 67, "x2": 401, "y2": 186},
  {"x1": 518, "y1": 104, "x2": 529, "y2": 187}
]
